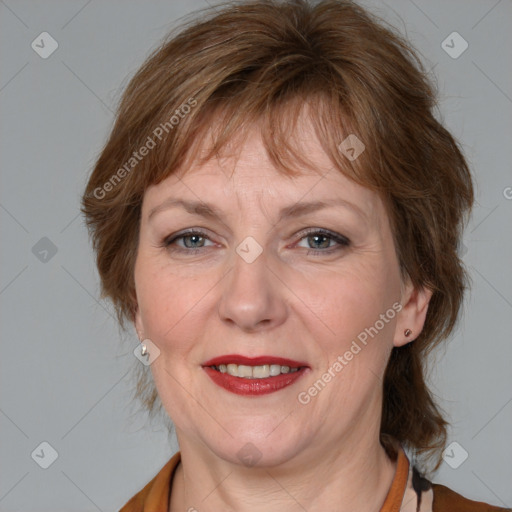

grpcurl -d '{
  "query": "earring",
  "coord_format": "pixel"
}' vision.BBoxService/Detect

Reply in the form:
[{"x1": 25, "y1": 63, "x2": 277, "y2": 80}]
[
  {"x1": 404, "y1": 329, "x2": 412, "y2": 337},
  {"x1": 141, "y1": 343, "x2": 148, "y2": 356}
]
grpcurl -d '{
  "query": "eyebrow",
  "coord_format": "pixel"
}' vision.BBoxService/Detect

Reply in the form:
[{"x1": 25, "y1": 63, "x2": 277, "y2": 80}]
[{"x1": 148, "y1": 197, "x2": 366, "y2": 223}]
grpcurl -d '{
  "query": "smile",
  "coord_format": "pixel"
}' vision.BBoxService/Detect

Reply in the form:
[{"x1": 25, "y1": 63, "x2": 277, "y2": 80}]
[
  {"x1": 211, "y1": 363, "x2": 301, "y2": 379},
  {"x1": 202, "y1": 355, "x2": 309, "y2": 396}
]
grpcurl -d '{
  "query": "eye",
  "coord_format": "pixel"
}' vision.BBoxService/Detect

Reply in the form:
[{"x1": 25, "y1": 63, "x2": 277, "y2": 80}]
[
  {"x1": 162, "y1": 228, "x2": 350, "y2": 256},
  {"x1": 294, "y1": 228, "x2": 350, "y2": 255},
  {"x1": 163, "y1": 229, "x2": 215, "y2": 254}
]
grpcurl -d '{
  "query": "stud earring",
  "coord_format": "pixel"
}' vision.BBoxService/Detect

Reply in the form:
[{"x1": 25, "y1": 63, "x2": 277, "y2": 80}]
[{"x1": 404, "y1": 329, "x2": 412, "y2": 337}]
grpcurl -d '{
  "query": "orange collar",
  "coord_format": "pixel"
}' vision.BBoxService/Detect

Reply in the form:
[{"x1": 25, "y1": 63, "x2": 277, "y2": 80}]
[
  {"x1": 120, "y1": 447, "x2": 410, "y2": 512},
  {"x1": 379, "y1": 446, "x2": 410, "y2": 512}
]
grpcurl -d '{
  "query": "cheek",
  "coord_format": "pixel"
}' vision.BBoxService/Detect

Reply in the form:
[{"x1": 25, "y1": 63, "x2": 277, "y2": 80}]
[
  {"x1": 293, "y1": 265, "x2": 400, "y2": 388},
  {"x1": 135, "y1": 257, "x2": 217, "y2": 350},
  {"x1": 134, "y1": 261, "x2": 211, "y2": 421}
]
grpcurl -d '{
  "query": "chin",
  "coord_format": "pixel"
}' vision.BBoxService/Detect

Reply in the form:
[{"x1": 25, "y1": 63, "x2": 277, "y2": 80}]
[{"x1": 204, "y1": 422, "x2": 308, "y2": 468}]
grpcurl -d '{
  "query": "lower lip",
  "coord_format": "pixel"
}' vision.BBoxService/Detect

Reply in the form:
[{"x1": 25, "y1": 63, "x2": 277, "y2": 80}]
[{"x1": 203, "y1": 367, "x2": 308, "y2": 396}]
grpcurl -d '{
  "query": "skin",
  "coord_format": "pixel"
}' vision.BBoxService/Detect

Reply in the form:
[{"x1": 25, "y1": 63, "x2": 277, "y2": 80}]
[{"x1": 134, "y1": 117, "x2": 432, "y2": 512}]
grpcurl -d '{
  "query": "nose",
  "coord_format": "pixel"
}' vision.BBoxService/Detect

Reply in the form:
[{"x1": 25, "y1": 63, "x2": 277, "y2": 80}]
[{"x1": 217, "y1": 245, "x2": 288, "y2": 333}]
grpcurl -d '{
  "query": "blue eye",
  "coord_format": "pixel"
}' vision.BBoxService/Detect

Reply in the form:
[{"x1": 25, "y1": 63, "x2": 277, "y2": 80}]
[
  {"x1": 163, "y1": 228, "x2": 350, "y2": 256},
  {"x1": 296, "y1": 229, "x2": 350, "y2": 255},
  {"x1": 163, "y1": 229, "x2": 213, "y2": 254}
]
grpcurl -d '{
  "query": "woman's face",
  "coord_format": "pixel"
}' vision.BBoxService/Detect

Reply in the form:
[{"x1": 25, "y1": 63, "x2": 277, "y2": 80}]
[{"x1": 134, "y1": 121, "x2": 428, "y2": 467}]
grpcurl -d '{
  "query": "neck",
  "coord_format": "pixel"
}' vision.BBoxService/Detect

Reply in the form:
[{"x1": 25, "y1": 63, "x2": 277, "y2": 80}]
[{"x1": 169, "y1": 432, "x2": 398, "y2": 512}]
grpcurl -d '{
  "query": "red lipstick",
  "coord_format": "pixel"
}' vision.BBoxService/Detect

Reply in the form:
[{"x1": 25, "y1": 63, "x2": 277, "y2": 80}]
[
  {"x1": 202, "y1": 354, "x2": 308, "y2": 367},
  {"x1": 202, "y1": 354, "x2": 309, "y2": 396}
]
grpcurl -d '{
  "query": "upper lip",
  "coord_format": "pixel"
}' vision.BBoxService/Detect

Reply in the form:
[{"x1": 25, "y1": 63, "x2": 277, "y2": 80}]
[{"x1": 202, "y1": 354, "x2": 309, "y2": 368}]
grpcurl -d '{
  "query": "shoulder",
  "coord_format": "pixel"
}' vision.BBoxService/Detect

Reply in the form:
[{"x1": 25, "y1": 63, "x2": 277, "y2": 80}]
[
  {"x1": 118, "y1": 452, "x2": 181, "y2": 512},
  {"x1": 118, "y1": 474, "x2": 157, "y2": 512},
  {"x1": 432, "y1": 483, "x2": 510, "y2": 512},
  {"x1": 406, "y1": 461, "x2": 509, "y2": 512}
]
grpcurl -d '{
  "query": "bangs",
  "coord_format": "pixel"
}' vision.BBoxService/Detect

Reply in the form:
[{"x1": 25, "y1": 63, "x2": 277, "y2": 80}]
[{"x1": 128, "y1": 74, "x2": 377, "y2": 201}]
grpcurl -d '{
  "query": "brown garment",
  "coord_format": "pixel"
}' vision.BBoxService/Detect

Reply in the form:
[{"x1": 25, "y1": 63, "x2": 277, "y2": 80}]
[{"x1": 119, "y1": 448, "x2": 510, "y2": 512}]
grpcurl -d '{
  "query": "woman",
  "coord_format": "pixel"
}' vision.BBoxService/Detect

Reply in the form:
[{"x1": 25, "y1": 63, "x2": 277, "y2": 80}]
[{"x1": 81, "y1": 1, "x2": 508, "y2": 510}]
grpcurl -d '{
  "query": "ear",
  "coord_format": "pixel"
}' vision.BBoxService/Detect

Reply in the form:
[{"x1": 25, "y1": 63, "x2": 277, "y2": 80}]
[{"x1": 394, "y1": 279, "x2": 433, "y2": 347}]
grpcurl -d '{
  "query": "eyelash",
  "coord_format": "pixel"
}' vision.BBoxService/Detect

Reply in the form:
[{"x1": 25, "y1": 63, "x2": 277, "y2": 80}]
[{"x1": 162, "y1": 228, "x2": 350, "y2": 256}]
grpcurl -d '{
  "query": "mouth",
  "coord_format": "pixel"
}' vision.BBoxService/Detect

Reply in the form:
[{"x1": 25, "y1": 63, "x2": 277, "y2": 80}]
[{"x1": 202, "y1": 355, "x2": 309, "y2": 396}]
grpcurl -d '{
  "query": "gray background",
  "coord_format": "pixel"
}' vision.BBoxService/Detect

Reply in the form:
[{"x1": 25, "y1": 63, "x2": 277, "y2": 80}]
[{"x1": 1, "y1": 0, "x2": 511, "y2": 510}]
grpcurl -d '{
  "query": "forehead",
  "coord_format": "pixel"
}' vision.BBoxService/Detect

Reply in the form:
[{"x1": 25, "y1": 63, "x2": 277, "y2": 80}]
[{"x1": 143, "y1": 122, "x2": 380, "y2": 221}]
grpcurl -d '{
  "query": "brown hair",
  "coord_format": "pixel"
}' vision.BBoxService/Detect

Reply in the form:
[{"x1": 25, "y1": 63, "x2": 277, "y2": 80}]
[{"x1": 81, "y1": 0, "x2": 474, "y2": 471}]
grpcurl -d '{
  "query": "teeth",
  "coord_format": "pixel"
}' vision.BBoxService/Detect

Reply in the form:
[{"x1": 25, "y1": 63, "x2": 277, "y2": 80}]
[
  {"x1": 213, "y1": 363, "x2": 301, "y2": 379},
  {"x1": 253, "y1": 364, "x2": 270, "y2": 378},
  {"x1": 226, "y1": 364, "x2": 238, "y2": 376},
  {"x1": 270, "y1": 364, "x2": 281, "y2": 376},
  {"x1": 238, "y1": 365, "x2": 253, "y2": 378}
]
